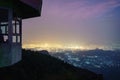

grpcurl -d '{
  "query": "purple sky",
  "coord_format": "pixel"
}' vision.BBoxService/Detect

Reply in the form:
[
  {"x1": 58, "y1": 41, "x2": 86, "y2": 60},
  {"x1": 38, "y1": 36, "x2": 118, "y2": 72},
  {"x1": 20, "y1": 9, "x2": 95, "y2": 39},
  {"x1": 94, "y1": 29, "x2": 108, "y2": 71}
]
[{"x1": 23, "y1": 0, "x2": 120, "y2": 50}]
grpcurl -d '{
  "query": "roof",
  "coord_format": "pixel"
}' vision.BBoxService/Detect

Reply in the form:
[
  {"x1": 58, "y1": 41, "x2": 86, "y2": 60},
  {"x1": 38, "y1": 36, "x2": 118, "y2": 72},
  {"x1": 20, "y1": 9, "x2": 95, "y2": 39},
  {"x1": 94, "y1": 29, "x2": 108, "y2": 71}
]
[{"x1": 0, "y1": 0, "x2": 42, "y2": 19}]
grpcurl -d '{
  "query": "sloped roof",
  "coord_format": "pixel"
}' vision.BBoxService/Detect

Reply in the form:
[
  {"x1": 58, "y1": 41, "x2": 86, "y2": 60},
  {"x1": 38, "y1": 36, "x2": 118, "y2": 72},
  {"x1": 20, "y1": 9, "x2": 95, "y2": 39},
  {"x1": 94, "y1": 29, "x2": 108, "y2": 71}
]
[{"x1": 0, "y1": 0, "x2": 42, "y2": 19}]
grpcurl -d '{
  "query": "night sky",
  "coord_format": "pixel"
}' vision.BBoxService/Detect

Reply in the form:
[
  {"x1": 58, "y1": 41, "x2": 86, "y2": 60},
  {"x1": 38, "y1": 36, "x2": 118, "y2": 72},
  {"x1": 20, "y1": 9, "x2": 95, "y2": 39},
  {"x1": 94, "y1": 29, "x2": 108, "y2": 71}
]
[{"x1": 22, "y1": 0, "x2": 120, "y2": 50}]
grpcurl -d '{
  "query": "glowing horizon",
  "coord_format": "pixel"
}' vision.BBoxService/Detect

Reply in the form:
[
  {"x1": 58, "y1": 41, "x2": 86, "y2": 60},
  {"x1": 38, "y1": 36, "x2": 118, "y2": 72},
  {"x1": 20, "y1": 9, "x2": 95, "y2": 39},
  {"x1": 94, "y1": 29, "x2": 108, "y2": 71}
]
[{"x1": 22, "y1": 42, "x2": 112, "y2": 51}]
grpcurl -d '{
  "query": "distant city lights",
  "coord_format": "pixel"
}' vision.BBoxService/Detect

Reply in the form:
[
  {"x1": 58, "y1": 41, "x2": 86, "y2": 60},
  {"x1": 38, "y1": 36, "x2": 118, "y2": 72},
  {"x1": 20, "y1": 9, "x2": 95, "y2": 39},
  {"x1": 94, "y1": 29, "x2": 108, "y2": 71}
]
[{"x1": 22, "y1": 43, "x2": 112, "y2": 51}]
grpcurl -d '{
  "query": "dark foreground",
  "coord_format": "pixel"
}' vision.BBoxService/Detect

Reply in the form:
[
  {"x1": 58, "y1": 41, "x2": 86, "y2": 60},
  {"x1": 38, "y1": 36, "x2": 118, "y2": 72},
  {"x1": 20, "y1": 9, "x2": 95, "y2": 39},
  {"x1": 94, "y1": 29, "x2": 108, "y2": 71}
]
[{"x1": 0, "y1": 50, "x2": 103, "y2": 80}]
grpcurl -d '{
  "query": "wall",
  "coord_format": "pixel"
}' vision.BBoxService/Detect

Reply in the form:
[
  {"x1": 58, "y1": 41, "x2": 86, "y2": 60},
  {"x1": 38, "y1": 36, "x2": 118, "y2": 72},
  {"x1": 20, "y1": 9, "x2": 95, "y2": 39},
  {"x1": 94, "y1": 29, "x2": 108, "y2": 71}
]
[{"x1": 0, "y1": 43, "x2": 21, "y2": 67}]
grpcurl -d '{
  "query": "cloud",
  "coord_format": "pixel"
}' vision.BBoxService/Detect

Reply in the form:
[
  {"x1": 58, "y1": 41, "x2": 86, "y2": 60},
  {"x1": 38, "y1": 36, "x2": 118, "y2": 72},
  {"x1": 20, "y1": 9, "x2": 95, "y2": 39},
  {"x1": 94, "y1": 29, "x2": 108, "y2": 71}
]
[{"x1": 43, "y1": 0, "x2": 120, "y2": 20}]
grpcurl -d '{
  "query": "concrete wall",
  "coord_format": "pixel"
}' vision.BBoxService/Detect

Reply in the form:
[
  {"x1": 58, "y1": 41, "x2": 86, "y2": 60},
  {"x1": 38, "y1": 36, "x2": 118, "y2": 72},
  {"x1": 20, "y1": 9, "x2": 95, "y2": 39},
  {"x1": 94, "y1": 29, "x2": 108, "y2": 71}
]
[
  {"x1": 11, "y1": 43, "x2": 22, "y2": 65},
  {"x1": 0, "y1": 43, "x2": 21, "y2": 67}
]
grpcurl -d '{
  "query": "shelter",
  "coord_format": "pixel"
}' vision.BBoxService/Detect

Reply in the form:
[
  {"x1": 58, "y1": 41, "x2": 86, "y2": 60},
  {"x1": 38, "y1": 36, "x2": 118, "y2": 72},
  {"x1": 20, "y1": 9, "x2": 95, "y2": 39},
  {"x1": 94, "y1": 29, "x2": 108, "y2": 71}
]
[{"x1": 0, "y1": 0, "x2": 42, "y2": 67}]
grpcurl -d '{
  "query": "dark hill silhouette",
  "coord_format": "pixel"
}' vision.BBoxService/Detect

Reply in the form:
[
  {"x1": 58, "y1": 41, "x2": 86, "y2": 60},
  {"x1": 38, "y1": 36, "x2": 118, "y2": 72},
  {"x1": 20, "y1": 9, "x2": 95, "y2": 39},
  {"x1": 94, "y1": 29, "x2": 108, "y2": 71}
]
[{"x1": 0, "y1": 49, "x2": 103, "y2": 80}]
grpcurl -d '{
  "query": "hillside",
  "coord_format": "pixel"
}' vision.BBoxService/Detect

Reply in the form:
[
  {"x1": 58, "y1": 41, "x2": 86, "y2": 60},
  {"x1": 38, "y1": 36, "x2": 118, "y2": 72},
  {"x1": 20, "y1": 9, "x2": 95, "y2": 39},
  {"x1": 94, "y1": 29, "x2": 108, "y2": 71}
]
[{"x1": 0, "y1": 49, "x2": 103, "y2": 80}]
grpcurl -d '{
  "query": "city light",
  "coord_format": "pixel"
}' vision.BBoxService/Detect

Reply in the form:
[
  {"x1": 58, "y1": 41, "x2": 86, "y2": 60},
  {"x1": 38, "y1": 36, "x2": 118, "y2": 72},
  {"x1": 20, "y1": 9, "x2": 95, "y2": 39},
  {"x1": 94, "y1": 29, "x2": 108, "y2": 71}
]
[{"x1": 22, "y1": 43, "x2": 107, "y2": 51}]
